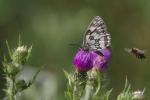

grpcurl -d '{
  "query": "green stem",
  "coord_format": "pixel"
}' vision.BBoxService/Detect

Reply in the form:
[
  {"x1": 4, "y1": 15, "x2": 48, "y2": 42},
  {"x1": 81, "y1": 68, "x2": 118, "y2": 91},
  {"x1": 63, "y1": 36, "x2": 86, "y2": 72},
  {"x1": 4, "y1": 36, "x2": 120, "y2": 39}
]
[
  {"x1": 6, "y1": 76, "x2": 16, "y2": 100},
  {"x1": 83, "y1": 83, "x2": 94, "y2": 100},
  {"x1": 83, "y1": 69, "x2": 101, "y2": 100},
  {"x1": 73, "y1": 84, "x2": 80, "y2": 100},
  {"x1": 73, "y1": 71, "x2": 87, "y2": 100}
]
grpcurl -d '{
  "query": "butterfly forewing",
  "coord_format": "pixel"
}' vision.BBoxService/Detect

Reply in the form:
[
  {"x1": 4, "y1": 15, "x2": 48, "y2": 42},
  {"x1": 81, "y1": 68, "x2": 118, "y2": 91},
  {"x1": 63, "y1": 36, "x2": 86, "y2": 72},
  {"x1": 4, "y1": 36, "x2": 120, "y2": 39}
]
[{"x1": 83, "y1": 16, "x2": 111, "y2": 51}]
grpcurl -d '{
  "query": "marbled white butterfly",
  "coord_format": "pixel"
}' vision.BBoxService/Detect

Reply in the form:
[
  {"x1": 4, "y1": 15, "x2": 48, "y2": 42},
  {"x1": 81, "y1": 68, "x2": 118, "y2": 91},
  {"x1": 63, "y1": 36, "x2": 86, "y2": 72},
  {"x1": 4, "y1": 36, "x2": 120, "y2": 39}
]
[{"x1": 82, "y1": 16, "x2": 111, "y2": 52}]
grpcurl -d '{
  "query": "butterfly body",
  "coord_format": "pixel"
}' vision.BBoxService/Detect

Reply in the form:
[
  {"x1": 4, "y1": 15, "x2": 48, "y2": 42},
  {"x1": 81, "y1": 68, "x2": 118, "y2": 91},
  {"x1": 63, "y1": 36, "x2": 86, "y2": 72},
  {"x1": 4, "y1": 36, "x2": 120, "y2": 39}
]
[
  {"x1": 82, "y1": 16, "x2": 111, "y2": 53},
  {"x1": 81, "y1": 45, "x2": 90, "y2": 52}
]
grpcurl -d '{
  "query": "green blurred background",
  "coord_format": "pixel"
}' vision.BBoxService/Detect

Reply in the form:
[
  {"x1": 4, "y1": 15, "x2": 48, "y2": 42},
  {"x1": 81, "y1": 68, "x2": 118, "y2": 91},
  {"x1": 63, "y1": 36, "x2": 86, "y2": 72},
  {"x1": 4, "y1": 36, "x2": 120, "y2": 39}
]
[{"x1": 0, "y1": 0, "x2": 150, "y2": 100}]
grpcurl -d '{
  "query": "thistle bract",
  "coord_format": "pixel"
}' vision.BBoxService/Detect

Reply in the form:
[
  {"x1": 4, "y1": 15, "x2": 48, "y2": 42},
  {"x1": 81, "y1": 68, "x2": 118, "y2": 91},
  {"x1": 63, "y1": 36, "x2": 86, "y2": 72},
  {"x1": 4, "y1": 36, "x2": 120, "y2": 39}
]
[{"x1": 73, "y1": 49, "x2": 97, "y2": 72}]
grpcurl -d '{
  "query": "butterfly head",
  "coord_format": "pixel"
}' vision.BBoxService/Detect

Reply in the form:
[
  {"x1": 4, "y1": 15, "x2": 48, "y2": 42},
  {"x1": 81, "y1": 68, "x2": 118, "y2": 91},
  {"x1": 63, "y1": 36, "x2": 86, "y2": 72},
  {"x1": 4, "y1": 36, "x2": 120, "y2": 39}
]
[{"x1": 81, "y1": 44, "x2": 90, "y2": 52}]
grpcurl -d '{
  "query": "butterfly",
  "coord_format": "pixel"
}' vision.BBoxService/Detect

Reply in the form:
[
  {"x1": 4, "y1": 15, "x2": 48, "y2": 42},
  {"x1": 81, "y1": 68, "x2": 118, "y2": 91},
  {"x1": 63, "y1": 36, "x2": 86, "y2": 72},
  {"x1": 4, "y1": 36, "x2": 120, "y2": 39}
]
[
  {"x1": 125, "y1": 48, "x2": 146, "y2": 59},
  {"x1": 81, "y1": 16, "x2": 111, "y2": 52}
]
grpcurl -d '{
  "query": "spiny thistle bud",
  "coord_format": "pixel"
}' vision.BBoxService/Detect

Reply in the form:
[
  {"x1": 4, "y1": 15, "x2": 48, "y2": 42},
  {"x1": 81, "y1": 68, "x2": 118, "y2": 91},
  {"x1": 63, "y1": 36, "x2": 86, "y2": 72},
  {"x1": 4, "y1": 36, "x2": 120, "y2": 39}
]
[
  {"x1": 16, "y1": 46, "x2": 28, "y2": 53},
  {"x1": 3, "y1": 62, "x2": 20, "y2": 76},
  {"x1": 93, "y1": 48, "x2": 111, "y2": 71},
  {"x1": 73, "y1": 49, "x2": 97, "y2": 72},
  {"x1": 132, "y1": 90, "x2": 144, "y2": 100},
  {"x1": 12, "y1": 45, "x2": 32, "y2": 65}
]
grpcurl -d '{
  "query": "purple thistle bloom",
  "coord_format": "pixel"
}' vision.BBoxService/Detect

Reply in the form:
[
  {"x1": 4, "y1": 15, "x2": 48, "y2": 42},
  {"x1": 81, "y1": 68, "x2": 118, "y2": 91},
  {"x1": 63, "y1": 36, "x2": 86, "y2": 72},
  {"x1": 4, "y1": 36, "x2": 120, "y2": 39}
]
[
  {"x1": 73, "y1": 49, "x2": 97, "y2": 72},
  {"x1": 93, "y1": 55, "x2": 107, "y2": 70},
  {"x1": 93, "y1": 48, "x2": 111, "y2": 71},
  {"x1": 101, "y1": 48, "x2": 111, "y2": 61}
]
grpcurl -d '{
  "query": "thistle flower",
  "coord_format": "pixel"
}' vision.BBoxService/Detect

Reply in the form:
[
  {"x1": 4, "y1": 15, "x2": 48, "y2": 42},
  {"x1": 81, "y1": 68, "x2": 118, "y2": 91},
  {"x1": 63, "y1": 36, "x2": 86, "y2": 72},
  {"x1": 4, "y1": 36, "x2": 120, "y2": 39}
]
[
  {"x1": 93, "y1": 48, "x2": 111, "y2": 71},
  {"x1": 101, "y1": 48, "x2": 111, "y2": 61},
  {"x1": 93, "y1": 55, "x2": 107, "y2": 70},
  {"x1": 73, "y1": 49, "x2": 97, "y2": 72}
]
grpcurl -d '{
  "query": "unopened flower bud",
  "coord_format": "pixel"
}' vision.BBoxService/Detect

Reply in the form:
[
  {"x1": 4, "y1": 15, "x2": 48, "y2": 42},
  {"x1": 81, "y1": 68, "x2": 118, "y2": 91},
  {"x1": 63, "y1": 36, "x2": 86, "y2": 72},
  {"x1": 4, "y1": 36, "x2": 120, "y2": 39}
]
[
  {"x1": 12, "y1": 45, "x2": 32, "y2": 65},
  {"x1": 4, "y1": 63, "x2": 19, "y2": 76},
  {"x1": 16, "y1": 46, "x2": 27, "y2": 53},
  {"x1": 132, "y1": 90, "x2": 144, "y2": 100}
]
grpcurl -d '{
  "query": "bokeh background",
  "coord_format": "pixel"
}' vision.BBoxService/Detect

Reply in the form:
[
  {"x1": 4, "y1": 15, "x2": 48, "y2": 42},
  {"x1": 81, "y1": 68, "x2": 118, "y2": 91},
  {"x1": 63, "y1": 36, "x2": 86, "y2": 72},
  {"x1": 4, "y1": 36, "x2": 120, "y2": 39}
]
[{"x1": 0, "y1": 0, "x2": 150, "y2": 100}]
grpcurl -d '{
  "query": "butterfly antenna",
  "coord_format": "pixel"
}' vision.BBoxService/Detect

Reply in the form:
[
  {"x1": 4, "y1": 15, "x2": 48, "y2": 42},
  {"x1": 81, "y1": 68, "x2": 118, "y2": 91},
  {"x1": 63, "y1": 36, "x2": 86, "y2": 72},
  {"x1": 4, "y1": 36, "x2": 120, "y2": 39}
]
[{"x1": 69, "y1": 43, "x2": 80, "y2": 48}]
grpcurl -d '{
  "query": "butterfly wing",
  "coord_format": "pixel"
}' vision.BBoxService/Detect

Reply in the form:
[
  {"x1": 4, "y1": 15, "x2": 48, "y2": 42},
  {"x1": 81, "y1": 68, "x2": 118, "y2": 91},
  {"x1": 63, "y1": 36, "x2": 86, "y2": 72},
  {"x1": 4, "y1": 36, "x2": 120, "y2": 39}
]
[{"x1": 83, "y1": 16, "x2": 111, "y2": 51}]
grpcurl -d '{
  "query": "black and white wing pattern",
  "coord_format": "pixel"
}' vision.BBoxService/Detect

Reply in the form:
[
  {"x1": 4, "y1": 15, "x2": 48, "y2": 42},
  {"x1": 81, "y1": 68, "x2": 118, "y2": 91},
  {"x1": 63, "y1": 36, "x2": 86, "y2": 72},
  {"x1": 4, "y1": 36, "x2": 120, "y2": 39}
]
[{"x1": 83, "y1": 16, "x2": 111, "y2": 51}]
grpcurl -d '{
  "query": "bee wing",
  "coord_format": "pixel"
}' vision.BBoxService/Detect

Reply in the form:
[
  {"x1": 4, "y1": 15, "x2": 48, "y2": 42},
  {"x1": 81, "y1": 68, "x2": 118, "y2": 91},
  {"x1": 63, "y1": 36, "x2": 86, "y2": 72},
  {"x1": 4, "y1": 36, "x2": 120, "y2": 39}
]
[
  {"x1": 83, "y1": 16, "x2": 111, "y2": 51},
  {"x1": 142, "y1": 50, "x2": 147, "y2": 53},
  {"x1": 124, "y1": 48, "x2": 132, "y2": 53}
]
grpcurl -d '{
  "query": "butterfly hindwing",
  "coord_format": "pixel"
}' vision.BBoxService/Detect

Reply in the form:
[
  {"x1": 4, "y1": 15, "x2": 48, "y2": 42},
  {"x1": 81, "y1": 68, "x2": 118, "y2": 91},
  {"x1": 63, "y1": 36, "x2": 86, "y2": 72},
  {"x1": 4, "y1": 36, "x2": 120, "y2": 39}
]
[{"x1": 83, "y1": 16, "x2": 111, "y2": 51}]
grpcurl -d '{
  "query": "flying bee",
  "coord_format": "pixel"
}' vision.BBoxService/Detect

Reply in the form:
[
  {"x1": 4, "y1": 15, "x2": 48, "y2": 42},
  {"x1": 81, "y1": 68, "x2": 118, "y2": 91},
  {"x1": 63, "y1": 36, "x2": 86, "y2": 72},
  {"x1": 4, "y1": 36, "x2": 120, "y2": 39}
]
[{"x1": 125, "y1": 48, "x2": 146, "y2": 59}]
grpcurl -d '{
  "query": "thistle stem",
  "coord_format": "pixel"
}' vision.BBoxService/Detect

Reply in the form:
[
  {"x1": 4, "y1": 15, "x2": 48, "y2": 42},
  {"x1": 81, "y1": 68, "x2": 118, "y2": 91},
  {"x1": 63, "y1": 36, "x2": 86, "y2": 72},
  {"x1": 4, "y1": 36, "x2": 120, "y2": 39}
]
[
  {"x1": 6, "y1": 76, "x2": 16, "y2": 100},
  {"x1": 83, "y1": 83, "x2": 93, "y2": 100},
  {"x1": 73, "y1": 71, "x2": 87, "y2": 100},
  {"x1": 83, "y1": 69, "x2": 101, "y2": 100},
  {"x1": 73, "y1": 84, "x2": 80, "y2": 100}
]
